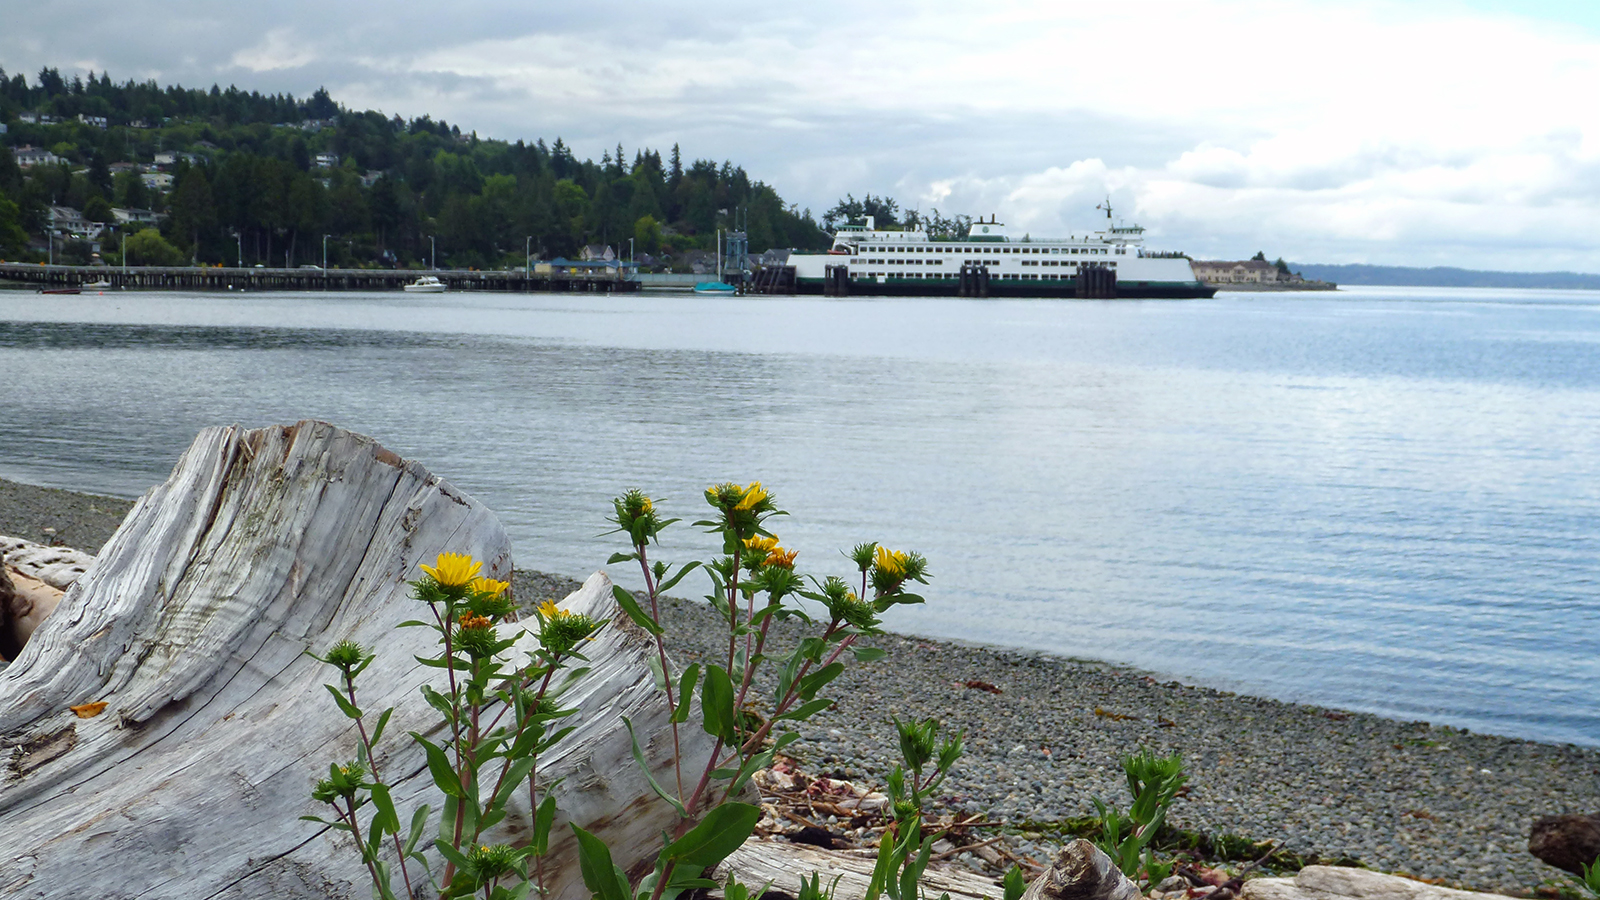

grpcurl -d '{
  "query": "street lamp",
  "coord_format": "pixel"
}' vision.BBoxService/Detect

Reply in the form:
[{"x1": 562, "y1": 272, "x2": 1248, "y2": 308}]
[
  {"x1": 322, "y1": 234, "x2": 329, "y2": 272},
  {"x1": 232, "y1": 231, "x2": 242, "y2": 268},
  {"x1": 429, "y1": 235, "x2": 436, "y2": 271},
  {"x1": 525, "y1": 236, "x2": 532, "y2": 278}
]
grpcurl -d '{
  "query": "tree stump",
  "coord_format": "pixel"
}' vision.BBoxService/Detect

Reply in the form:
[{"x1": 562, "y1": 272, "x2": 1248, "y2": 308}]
[{"x1": 0, "y1": 421, "x2": 715, "y2": 900}]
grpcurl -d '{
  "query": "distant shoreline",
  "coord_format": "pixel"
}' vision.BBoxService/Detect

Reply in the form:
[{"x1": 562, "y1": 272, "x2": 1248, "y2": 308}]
[{"x1": 1291, "y1": 262, "x2": 1600, "y2": 290}]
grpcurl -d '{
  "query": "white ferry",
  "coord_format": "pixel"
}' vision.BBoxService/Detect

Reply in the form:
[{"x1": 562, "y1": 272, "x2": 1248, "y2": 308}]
[{"x1": 790, "y1": 209, "x2": 1213, "y2": 299}]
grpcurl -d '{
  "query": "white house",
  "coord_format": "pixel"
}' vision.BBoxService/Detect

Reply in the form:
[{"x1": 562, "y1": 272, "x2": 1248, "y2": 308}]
[
  {"x1": 78, "y1": 114, "x2": 108, "y2": 129},
  {"x1": 314, "y1": 153, "x2": 340, "y2": 168},
  {"x1": 13, "y1": 145, "x2": 61, "y2": 168},
  {"x1": 112, "y1": 208, "x2": 162, "y2": 226},
  {"x1": 141, "y1": 172, "x2": 174, "y2": 191}
]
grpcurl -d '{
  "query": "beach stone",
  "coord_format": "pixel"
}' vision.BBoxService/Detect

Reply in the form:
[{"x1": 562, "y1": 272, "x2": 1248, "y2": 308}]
[
  {"x1": 1527, "y1": 813, "x2": 1600, "y2": 875},
  {"x1": 1240, "y1": 866, "x2": 1517, "y2": 900}
]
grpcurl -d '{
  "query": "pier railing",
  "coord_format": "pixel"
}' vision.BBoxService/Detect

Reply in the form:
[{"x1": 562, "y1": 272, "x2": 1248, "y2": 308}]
[{"x1": 0, "y1": 263, "x2": 640, "y2": 293}]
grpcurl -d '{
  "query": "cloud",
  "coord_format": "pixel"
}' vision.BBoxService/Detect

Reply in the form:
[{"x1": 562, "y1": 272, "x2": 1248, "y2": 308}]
[
  {"x1": 231, "y1": 29, "x2": 316, "y2": 73},
  {"x1": 6, "y1": 0, "x2": 1600, "y2": 268}
]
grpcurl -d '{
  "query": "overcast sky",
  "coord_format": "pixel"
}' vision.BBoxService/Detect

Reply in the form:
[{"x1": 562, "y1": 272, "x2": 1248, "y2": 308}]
[{"x1": 7, "y1": 0, "x2": 1600, "y2": 270}]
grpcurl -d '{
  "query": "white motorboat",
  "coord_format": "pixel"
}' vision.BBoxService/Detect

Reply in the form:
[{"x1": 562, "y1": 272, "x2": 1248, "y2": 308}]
[{"x1": 403, "y1": 275, "x2": 446, "y2": 293}]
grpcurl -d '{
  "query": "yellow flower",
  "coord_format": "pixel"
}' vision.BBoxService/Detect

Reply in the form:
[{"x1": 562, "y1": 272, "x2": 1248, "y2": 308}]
[
  {"x1": 537, "y1": 599, "x2": 565, "y2": 621},
  {"x1": 874, "y1": 546, "x2": 908, "y2": 577},
  {"x1": 421, "y1": 552, "x2": 481, "y2": 587},
  {"x1": 470, "y1": 576, "x2": 509, "y2": 597},
  {"x1": 743, "y1": 534, "x2": 779, "y2": 555},
  {"x1": 764, "y1": 547, "x2": 798, "y2": 569},
  {"x1": 640, "y1": 496, "x2": 653, "y2": 514},
  {"x1": 734, "y1": 481, "x2": 768, "y2": 511}
]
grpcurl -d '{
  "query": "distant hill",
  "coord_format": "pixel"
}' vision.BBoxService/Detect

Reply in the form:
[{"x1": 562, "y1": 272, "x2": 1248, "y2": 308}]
[{"x1": 1291, "y1": 263, "x2": 1600, "y2": 290}]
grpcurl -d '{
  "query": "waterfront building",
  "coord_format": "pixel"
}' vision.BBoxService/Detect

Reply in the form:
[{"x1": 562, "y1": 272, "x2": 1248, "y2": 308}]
[{"x1": 1191, "y1": 259, "x2": 1304, "y2": 285}]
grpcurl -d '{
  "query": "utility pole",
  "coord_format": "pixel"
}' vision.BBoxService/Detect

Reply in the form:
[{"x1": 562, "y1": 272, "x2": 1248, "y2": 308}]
[
  {"x1": 233, "y1": 231, "x2": 242, "y2": 268},
  {"x1": 525, "y1": 235, "x2": 532, "y2": 277},
  {"x1": 429, "y1": 235, "x2": 436, "y2": 271}
]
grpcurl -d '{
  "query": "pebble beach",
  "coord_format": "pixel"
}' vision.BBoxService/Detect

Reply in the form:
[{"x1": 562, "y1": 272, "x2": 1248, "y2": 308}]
[{"x1": 5, "y1": 477, "x2": 1596, "y2": 895}]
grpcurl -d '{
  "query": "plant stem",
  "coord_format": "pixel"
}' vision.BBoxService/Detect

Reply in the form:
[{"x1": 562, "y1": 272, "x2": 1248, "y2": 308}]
[
  {"x1": 635, "y1": 543, "x2": 686, "y2": 803},
  {"x1": 344, "y1": 673, "x2": 415, "y2": 900}
]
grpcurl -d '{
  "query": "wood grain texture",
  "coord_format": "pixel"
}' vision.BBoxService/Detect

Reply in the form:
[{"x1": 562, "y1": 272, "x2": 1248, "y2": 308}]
[{"x1": 0, "y1": 421, "x2": 713, "y2": 900}]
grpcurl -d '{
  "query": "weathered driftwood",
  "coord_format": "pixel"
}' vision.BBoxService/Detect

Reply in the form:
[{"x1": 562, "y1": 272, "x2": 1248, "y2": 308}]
[
  {"x1": 1240, "y1": 865, "x2": 1516, "y2": 900},
  {"x1": 719, "y1": 839, "x2": 1004, "y2": 900},
  {"x1": 0, "y1": 535, "x2": 90, "y2": 661},
  {"x1": 1019, "y1": 840, "x2": 1142, "y2": 900},
  {"x1": 0, "y1": 421, "x2": 716, "y2": 900}
]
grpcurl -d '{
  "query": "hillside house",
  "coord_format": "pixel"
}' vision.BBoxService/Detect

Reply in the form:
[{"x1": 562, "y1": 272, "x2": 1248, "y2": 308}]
[{"x1": 13, "y1": 145, "x2": 61, "y2": 168}]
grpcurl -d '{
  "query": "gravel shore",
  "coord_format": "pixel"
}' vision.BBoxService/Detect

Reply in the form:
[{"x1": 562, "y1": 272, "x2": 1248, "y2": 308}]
[
  {"x1": 4, "y1": 479, "x2": 1593, "y2": 895},
  {"x1": 512, "y1": 571, "x2": 1600, "y2": 896}
]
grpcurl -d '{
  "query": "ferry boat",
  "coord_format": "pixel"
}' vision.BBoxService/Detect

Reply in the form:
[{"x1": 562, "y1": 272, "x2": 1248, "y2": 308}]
[{"x1": 790, "y1": 207, "x2": 1214, "y2": 299}]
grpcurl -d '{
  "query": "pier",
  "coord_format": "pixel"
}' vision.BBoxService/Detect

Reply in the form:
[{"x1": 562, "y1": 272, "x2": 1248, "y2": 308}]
[{"x1": 0, "y1": 263, "x2": 641, "y2": 293}]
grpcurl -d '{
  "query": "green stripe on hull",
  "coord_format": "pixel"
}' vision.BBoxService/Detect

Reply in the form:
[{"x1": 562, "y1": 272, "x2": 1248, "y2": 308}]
[{"x1": 795, "y1": 277, "x2": 1216, "y2": 299}]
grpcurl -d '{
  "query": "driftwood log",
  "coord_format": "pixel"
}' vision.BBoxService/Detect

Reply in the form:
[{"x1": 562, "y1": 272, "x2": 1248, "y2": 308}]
[
  {"x1": 1240, "y1": 865, "x2": 1516, "y2": 900},
  {"x1": 0, "y1": 421, "x2": 716, "y2": 899},
  {"x1": 0, "y1": 537, "x2": 93, "y2": 661}
]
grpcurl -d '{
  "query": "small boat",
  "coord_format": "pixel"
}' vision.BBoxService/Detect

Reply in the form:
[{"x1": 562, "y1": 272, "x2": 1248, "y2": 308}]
[
  {"x1": 403, "y1": 275, "x2": 446, "y2": 293},
  {"x1": 692, "y1": 281, "x2": 737, "y2": 294},
  {"x1": 38, "y1": 287, "x2": 80, "y2": 295},
  {"x1": 83, "y1": 279, "x2": 112, "y2": 289}
]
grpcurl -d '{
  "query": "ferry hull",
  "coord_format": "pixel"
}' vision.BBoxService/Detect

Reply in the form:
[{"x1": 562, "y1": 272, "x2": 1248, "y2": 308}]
[{"x1": 793, "y1": 277, "x2": 1216, "y2": 299}]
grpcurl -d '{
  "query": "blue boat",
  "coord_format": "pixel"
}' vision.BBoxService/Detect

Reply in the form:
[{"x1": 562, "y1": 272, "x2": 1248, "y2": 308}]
[{"x1": 692, "y1": 281, "x2": 737, "y2": 294}]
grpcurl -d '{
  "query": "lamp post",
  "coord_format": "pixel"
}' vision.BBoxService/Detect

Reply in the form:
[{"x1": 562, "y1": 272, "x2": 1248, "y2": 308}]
[
  {"x1": 429, "y1": 235, "x2": 436, "y2": 271},
  {"x1": 525, "y1": 236, "x2": 532, "y2": 278},
  {"x1": 121, "y1": 228, "x2": 127, "y2": 274},
  {"x1": 322, "y1": 234, "x2": 329, "y2": 272},
  {"x1": 232, "y1": 231, "x2": 242, "y2": 268}
]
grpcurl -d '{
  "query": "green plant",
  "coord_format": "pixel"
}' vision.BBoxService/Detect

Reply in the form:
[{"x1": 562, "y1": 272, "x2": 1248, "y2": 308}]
[
  {"x1": 1093, "y1": 748, "x2": 1187, "y2": 885},
  {"x1": 580, "y1": 483, "x2": 930, "y2": 900},
  {"x1": 864, "y1": 716, "x2": 963, "y2": 900},
  {"x1": 309, "y1": 482, "x2": 930, "y2": 900},
  {"x1": 1581, "y1": 861, "x2": 1600, "y2": 898},
  {"x1": 306, "y1": 553, "x2": 599, "y2": 899}
]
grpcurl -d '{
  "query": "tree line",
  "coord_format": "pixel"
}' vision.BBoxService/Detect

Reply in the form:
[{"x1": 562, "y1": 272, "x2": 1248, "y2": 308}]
[{"x1": 0, "y1": 67, "x2": 831, "y2": 267}]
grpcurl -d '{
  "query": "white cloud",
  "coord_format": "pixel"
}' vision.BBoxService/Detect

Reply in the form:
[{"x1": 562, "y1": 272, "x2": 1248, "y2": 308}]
[
  {"x1": 9, "y1": 0, "x2": 1600, "y2": 268},
  {"x1": 230, "y1": 28, "x2": 316, "y2": 73}
]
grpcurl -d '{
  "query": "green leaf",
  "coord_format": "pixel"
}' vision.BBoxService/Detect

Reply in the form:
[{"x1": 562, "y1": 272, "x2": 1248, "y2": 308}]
[
  {"x1": 673, "y1": 663, "x2": 700, "y2": 724},
  {"x1": 607, "y1": 551, "x2": 639, "y2": 565},
  {"x1": 776, "y1": 697, "x2": 834, "y2": 722},
  {"x1": 533, "y1": 794, "x2": 557, "y2": 855},
  {"x1": 571, "y1": 824, "x2": 631, "y2": 900},
  {"x1": 701, "y1": 664, "x2": 737, "y2": 742},
  {"x1": 370, "y1": 782, "x2": 400, "y2": 836},
  {"x1": 413, "y1": 734, "x2": 464, "y2": 798},
  {"x1": 324, "y1": 683, "x2": 363, "y2": 719},
  {"x1": 796, "y1": 662, "x2": 845, "y2": 701},
  {"x1": 612, "y1": 584, "x2": 664, "y2": 635},
  {"x1": 370, "y1": 707, "x2": 395, "y2": 746},
  {"x1": 405, "y1": 804, "x2": 432, "y2": 855},
  {"x1": 661, "y1": 802, "x2": 761, "y2": 868},
  {"x1": 1003, "y1": 865, "x2": 1028, "y2": 900},
  {"x1": 492, "y1": 755, "x2": 539, "y2": 813},
  {"x1": 624, "y1": 716, "x2": 688, "y2": 817},
  {"x1": 851, "y1": 646, "x2": 888, "y2": 662},
  {"x1": 657, "y1": 560, "x2": 702, "y2": 593}
]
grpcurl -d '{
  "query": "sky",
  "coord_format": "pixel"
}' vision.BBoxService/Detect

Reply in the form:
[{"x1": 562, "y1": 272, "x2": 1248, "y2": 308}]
[{"x1": 6, "y1": 0, "x2": 1600, "y2": 270}]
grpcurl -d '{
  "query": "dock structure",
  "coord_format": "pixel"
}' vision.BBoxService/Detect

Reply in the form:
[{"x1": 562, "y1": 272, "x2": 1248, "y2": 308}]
[{"x1": 0, "y1": 264, "x2": 642, "y2": 293}]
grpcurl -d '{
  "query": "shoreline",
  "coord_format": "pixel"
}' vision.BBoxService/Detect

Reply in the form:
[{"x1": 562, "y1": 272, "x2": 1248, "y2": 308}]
[{"x1": 6, "y1": 476, "x2": 1596, "y2": 893}]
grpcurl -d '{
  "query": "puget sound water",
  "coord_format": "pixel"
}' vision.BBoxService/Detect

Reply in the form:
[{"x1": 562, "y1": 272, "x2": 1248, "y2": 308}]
[{"x1": 0, "y1": 285, "x2": 1595, "y2": 746}]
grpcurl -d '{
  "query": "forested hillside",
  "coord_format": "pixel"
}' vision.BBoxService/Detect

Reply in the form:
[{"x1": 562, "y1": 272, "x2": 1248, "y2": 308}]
[{"x1": 0, "y1": 67, "x2": 830, "y2": 268}]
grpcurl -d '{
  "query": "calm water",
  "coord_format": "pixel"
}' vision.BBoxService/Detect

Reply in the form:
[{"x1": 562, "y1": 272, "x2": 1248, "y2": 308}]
[{"x1": 0, "y1": 286, "x2": 1596, "y2": 746}]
